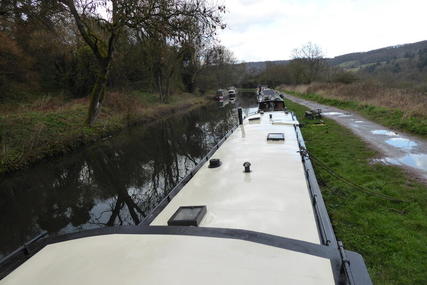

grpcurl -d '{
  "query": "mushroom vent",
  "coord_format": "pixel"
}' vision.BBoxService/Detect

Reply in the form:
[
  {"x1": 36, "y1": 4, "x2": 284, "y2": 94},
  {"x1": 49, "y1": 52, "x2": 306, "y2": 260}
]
[
  {"x1": 243, "y1": 162, "x2": 251, "y2": 173},
  {"x1": 267, "y1": 133, "x2": 285, "y2": 141},
  {"x1": 167, "y1": 206, "x2": 207, "y2": 226},
  {"x1": 209, "y1": 158, "x2": 221, "y2": 168}
]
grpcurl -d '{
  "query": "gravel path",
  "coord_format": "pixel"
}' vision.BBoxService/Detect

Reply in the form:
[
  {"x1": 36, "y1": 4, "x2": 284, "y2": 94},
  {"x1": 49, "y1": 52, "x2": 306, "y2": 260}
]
[{"x1": 283, "y1": 93, "x2": 427, "y2": 181}]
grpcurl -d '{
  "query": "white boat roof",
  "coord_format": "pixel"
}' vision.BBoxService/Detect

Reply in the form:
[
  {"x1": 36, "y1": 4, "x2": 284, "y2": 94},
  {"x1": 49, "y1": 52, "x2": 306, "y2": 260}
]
[
  {"x1": 151, "y1": 111, "x2": 320, "y2": 244},
  {"x1": 1, "y1": 234, "x2": 334, "y2": 285},
  {"x1": 1, "y1": 111, "x2": 338, "y2": 285}
]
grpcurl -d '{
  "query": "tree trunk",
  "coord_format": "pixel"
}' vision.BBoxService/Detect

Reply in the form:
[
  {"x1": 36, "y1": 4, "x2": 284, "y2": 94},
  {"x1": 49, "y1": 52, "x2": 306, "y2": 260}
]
[
  {"x1": 165, "y1": 74, "x2": 170, "y2": 103},
  {"x1": 86, "y1": 63, "x2": 110, "y2": 126},
  {"x1": 158, "y1": 74, "x2": 164, "y2": 103}
]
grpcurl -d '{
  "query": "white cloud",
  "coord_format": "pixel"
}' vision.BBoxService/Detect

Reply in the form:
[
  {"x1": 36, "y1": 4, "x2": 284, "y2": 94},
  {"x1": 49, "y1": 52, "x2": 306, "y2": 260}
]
[{"x1": 218, "y1": 0, "x2": 427, "y2": 62}]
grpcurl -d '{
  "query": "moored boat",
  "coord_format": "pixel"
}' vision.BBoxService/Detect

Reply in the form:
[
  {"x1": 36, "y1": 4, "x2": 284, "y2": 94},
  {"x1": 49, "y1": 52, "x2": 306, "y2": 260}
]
[
  {"x1": 0, "y1": 95, "x2": 372, "y2": 284},
  {"x1": 228, "y1": 86, "x2": 237, "y2": 99},
  {"x1": 215, "y1": 89, "x2": 227, "y2": 101}
]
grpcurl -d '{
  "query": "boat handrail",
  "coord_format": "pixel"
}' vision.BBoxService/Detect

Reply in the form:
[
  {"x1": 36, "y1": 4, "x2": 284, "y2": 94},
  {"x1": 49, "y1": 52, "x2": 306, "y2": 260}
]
[
  {"x1": 0, "y1": 109, "x2": 372, "y2": 285},
  {"x1": 139, "y1": 123, "x2": 239, "y2": 226},
  {"x1": 0, "y1": 225, "x2": 371, "y2": 285},
  {"x1": 0, "y1": 231, "x2": 48, "y2": 280}
]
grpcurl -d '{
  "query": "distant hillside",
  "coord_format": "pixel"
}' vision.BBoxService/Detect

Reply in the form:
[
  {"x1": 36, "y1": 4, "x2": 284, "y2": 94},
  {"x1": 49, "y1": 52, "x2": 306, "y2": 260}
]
[
  {"x1": 243, "y1": 40, "x2": 427, "y2": 72},
  {"x1": 329, "y1": 40, "x2": 427, "y2": 71},
  {"x1": 241, "y1": 40, "x2": 427, "y2": 90},
  {"x1": 242, "y1": 60, "x2": 289, "y2": 74},
  {"x1": 329, "y1": 40, "x2": 427, "y2": 91}
]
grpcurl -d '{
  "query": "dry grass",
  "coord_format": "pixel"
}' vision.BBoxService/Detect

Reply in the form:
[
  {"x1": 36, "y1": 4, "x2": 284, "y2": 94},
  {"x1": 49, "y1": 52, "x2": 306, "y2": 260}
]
[
  {"x1": 282, "y1": 82, "x2": 427, "y2": 117},
  {"x1": 0, "y1": 91, "x2": 211, "y2": 174}
]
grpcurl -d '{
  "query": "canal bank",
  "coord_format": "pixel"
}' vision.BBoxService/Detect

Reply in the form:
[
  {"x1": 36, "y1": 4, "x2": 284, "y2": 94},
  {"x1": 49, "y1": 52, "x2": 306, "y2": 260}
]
[
  {"x1": 286, "y1": 99, "x2": 427, "y2": 284},
  {"x1": 0, "y1": 92, "x2": 214, "y2": 175},
  {"x1": 0, "y1": 94, "x2": 258, "y2": 260},
  {"x1": 282, "y1": 92, "x2": 427, "y2": 182}
]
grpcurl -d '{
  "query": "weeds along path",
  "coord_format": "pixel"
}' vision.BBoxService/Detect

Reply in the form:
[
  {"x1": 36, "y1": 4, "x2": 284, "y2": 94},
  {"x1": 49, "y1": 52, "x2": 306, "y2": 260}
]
[
  {"x1": 283, "y1": 93, "x2": 427, "y2": 182},
  {"x1": 286, "y1": 99, "x2": 427, "y2": 284}
]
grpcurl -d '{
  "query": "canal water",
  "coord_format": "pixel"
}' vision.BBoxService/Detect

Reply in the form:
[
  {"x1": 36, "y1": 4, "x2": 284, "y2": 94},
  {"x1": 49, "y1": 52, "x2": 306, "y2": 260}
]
[{"x1": 0, "y1": 92, "x2": 258, "y2": 259}]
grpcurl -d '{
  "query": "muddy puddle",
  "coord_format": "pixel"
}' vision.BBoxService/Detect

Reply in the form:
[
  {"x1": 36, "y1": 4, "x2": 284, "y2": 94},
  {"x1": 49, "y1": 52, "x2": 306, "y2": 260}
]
[
  {"x1": 323, "y1": 112, "x2": 352, "y2": 117},
  {"x1": 371, "y1": 130, "x2": 398, "y2": 136},
  {"x1": 385, "y1": 137, "x2": 418, "y2": 150},
  {"x1": 375, "y1": 154, "x2": 427, "y2": 178},
  {"x1": 283, "y1": 93, "x2": 427, "y2": 180}
]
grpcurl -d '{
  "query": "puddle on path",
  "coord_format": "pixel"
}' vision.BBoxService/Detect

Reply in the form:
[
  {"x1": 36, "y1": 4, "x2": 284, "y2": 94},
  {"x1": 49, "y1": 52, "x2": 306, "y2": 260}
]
[
  {"x1": 323, "y1": 112, "x2": 352, "y2": 118},
  {"x1": 285, "y1": 93, "x2": 427, "y2": 179},
  {"x1": 323, "y1": 112, "x2": 343, "y2": 116},
  {"x1": 385, "y1": 138, "x2": 418, "y2": 150},
  {"x1": 375, "y1": 154, "x2": 427, "y2": 177},
  {"x1": 371, "y1": 130, "x2": 398, "y2": 136}
]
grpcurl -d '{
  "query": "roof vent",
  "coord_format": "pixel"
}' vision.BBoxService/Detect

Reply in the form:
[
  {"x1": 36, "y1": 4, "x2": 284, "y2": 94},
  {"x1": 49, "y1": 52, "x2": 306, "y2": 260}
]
[
  {"x1": 267, "y1": 133, "x2": 285, "y2": 141},
  {"x1": 243, "y1": 161, "x2": 251, "y2": 173},
  {"x1": 209, "y1": 158, "x2": 221, "y2": 168},
  {"x1": 167, "y1": 206, "x2": 207, "y2": 226}
]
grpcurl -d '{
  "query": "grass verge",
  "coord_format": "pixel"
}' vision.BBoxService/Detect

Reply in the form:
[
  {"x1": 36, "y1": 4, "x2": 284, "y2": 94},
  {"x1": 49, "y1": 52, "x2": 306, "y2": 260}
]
[
  {"x1": 283, "y1": 90, "x2": 427, "y2": 138},
  {"x1": 287, "y1": 99, "x2": 427, "y2": 284},
  {"x1": 0, "y1": 91, "x2": 213, "y2": 174}
]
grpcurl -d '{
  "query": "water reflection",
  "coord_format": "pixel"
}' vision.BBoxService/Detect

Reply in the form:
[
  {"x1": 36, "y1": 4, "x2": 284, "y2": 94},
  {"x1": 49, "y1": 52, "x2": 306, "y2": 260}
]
[
  {"x1": 385, "y1": 137, "x2": 418, "y2": 150},
  {"x1": 0, "y1": 97, "x2": 258, "y2": 258},
  {"x1": 238, "y1": 91, "x2": 258, "y2": 116},
  {"x1": 371, "y1": 130, "x2": 398, "y2": 136}
]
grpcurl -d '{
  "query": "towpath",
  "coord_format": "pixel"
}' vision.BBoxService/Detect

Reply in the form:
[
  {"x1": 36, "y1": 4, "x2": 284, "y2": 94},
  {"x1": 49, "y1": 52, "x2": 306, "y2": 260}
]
[{"x1": 283, "y1": 93, "x2": 427, "y2": 181}]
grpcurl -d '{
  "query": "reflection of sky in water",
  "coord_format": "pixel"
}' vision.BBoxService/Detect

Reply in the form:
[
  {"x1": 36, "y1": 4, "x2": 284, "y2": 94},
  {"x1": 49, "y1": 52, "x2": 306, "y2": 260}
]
[
  {"x1": 385, "y1": 138, "x2": 418, "y2": 150},
  {"x1": 376, "y1": 154, "x2": 427, "y2": 172},
  {"x1": 323, "y1": 112, "x2": 352, "y2": 117},
  {"x1": 323, "y1": 112, "x2": 343, "y2": 116},
  {"x1": 399, "y1": 154, "x2": 427, "y2": 170},
  {"x1": 371, "y1": 130, "x2": 398, "y2": 136},
  {"x1": 0, "y1": 103, "x2": 238, "y2": 258},
  {"x1": 244, "y1": 107, "x2": 258, "y2": 116}
]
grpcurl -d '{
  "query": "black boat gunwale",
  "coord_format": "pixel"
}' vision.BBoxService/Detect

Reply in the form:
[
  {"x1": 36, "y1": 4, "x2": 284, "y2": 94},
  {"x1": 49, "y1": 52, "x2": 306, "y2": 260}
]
[
  {"x1": 1, "y1": 225, "x2": 370, "y2": 284},
  {"x1": 0, "y1": 105, "x2": 372, "y2": 285}
]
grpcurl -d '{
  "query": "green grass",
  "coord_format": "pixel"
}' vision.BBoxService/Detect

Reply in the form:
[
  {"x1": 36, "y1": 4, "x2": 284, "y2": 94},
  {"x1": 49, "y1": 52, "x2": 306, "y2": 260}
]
[
  {"x1": 287, "y1": 99, "x2": 427, "y2": 284},
  {"x1": 130, "y1": 90, "x2": 161, "y2": 104},
  {"x1": 285, "y1": 91, "x2": 427, "y2": 138},
  {"x1": 0, "y1": 92, "x2": 210, "y2": 174},
  {"x1": 238, "y1": 88, "x2": 257, "y2": 93}
]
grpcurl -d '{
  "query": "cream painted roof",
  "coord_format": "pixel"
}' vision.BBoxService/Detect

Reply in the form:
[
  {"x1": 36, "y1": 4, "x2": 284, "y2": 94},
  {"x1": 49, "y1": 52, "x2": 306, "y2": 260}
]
[
  {"x1": 1, "y1": 111, "x2": 336, "y2": 285},
  {"x1": 152, "y1": 112, "x2": 321, "y2": 244},
  {"x1": 1, "y1": 234, "x2": 334, "y2": 285}
]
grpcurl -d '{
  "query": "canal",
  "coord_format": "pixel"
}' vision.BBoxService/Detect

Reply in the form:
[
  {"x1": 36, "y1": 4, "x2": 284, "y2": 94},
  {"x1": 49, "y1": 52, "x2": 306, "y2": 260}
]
[{"x1": 0, "y1": 92, "x2": 258, "y2": 259}]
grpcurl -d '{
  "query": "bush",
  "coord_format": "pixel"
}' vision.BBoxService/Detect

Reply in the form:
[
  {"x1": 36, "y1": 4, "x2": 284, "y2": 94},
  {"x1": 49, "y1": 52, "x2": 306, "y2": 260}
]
[{"x1": 332, "y1": 71, "x2": 359, "y2": 84}]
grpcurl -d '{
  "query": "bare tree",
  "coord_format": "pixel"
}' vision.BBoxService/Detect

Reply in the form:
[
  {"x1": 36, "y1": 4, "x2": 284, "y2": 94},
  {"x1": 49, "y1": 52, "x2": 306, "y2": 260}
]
[
  {"x1": 57, "y1": 0, "x2": 225, "y2": 125},
  {"x1": 198, "y1": 45, "x2": 236, "y2": 89},
  {"x1": 292, "y1": 42, "x2": 325, "y2": 83}
]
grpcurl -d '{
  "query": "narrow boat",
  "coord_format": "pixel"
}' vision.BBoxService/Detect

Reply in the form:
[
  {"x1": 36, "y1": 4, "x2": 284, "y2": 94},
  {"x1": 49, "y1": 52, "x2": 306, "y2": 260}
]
[
  {"x1": 0, "y1": 93, "x2": 372, "y2": 284},
  {"x1": 228, "y1": 86, "x2": 237, "y2": 99},
  {"x1": 215, "y1": 89, "x2": 227, "y2": 101},
  {"x1": 258, "y1": 88, "x2": 285, "y2": 111}
]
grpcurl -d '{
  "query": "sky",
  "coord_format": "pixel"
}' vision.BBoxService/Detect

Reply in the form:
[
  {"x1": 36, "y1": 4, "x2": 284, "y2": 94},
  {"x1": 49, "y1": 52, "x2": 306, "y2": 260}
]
[{"x1": 217, "y1": 0, "x2": 427, "y2": 62}]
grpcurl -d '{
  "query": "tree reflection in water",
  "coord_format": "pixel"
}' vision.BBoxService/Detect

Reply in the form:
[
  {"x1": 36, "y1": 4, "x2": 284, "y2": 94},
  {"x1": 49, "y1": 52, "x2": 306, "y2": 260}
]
[{"x1": 0, "y1": 102, "x2": 243, "y2": 258}]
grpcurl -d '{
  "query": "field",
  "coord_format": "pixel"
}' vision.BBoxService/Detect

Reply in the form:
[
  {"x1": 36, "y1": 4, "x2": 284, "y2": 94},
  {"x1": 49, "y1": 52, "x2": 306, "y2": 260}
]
[{"x1": 287, "y1": 99, "x2": 427, "y2": 284}]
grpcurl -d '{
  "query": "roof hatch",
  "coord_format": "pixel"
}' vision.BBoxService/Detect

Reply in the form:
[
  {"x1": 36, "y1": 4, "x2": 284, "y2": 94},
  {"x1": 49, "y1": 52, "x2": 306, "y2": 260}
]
[
  {"x1": 267, "y1": 133, "x2": 285, "y2": 141},
  {"x1": 167, "y1": 206, "x2": 207, "y2": 226}
]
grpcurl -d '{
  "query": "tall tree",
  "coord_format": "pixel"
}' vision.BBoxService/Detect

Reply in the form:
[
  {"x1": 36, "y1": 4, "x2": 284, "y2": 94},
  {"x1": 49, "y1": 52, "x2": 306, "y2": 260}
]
[
  {"x1": 58, "y1": 0, "x2": 225, "y2": 125},
  {"x1": 292, "y1": 42, "x2": 325, "y2": 83},
  {"x1": 196, "y1": 45, "x2": 236, "y2": 90}
]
